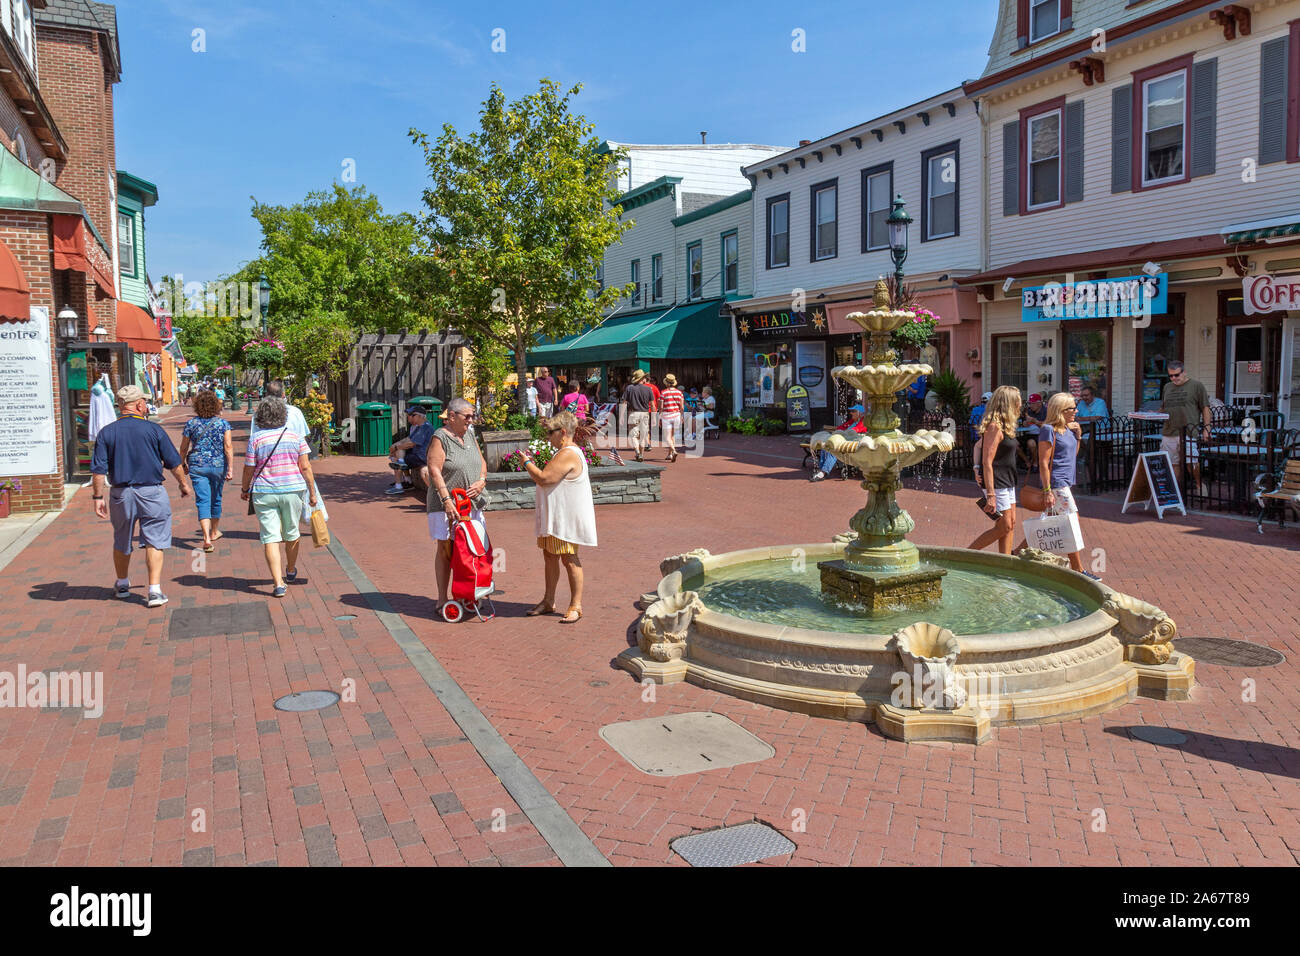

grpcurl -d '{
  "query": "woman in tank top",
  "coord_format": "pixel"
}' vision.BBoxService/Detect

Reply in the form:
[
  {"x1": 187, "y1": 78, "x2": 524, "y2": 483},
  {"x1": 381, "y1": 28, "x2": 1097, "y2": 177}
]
[
  {"x1": 524, "y1": 410, "x2": 597, "y2": 624},
  {"x1": 967, "y1": 385, "x2": 1023, "y2": 555}
]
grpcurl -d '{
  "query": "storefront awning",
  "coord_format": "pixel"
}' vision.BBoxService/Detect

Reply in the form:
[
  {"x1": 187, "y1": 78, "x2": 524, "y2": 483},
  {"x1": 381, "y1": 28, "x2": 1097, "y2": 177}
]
[
  {"x1": 0, "y1": 238, "x2": 31, "y2": 321},
  {"x1": 116, "y1": 301, "x2": 162, "y2": 354},
  {"x1": 1221, "y1": 215, "x2": 1300, "y2": 245},
  {"x1": 526, "y1": 299, "x2": 732, "y2": 367},
  {"x1": 53, "y1": 214, "x2": 116, "y2": 299}
]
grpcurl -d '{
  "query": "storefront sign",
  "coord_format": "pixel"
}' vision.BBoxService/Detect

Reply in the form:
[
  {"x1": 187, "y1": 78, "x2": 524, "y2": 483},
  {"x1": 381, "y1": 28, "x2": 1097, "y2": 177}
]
[
  {"x1": 0, "y1": 307, "x2": 57, "y2": 477},
  {"x1": 786, "y1": 384, "x2": 810, "y2": 431},
  {"x1": 1021, "y1": 274, "x2": 1167, "y2": 322},
  {"x1": 1243, "y1": 274, "x2": 1300, "y2": 315},
  {"x1": 67, "y1": 350, "x2": 87, "y2": 391},
  {"x1": 795, "y1": 341, "x2": 827, "y2": 409},
  {"x1": 735, "y1": 306, "x2": 827, "y2": 339}
]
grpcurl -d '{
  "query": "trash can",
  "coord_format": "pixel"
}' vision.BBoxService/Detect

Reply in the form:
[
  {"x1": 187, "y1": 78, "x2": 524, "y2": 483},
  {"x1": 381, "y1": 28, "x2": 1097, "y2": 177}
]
[
  {"x1": 356, "y1": 402, "x2": 392, "y2": 457},
  {"x1": 406, "y1": 395, "x2": 444, "y2": 421}
]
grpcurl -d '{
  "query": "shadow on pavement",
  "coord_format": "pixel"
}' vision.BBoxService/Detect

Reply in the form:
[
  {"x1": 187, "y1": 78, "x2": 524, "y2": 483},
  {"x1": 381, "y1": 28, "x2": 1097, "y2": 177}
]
[
  {"x1": 337, "y1": 590, "x2": 558, "y2": 623},
  {"x1": 173, "y1": 574, "x2": 272, "y2": 595},
  {"x1": 1105, "y1": 726, "x2": 1300, "y2": 779},
  {"x1": 28, "y1": 582, "x2": 114, "y2": 602},
  {"x1": 317, "y1": 472, "x2": 426, "y2": 508}
]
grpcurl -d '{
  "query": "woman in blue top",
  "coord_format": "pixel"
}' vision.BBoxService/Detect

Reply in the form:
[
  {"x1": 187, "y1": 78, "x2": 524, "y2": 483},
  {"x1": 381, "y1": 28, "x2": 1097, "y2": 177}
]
[
  {"x1": 179, "y1": 389, "x2": 233, "y2": 553},
  {"x1": 1020, "y1": 392, "x2": 1099, "y2": 579}
]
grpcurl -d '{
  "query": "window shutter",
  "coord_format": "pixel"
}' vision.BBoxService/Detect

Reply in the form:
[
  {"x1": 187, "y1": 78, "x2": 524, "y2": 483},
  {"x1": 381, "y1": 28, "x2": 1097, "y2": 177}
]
[
  {"x1": 1189, "y1": 58, "x2": 1217, "y2": 178},
  {"x1": 1002, "y1": 120, "x2": 1020, "y2": 216},
  {"x1": 1063, "y1": 100, "x2": 1085, "y2": 203},
  {"x1": 1111, "y1": 85, "x2": 1132, "y2": 194},
  {"x1": 1259, "y1": 36, "x2": 1290, "y2": 165}
]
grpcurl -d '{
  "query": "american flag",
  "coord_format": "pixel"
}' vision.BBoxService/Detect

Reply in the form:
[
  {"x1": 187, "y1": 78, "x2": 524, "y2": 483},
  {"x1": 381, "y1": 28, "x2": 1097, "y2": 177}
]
[{"x1": 609, "y1": 446, "x2": 626, "y2": 466}]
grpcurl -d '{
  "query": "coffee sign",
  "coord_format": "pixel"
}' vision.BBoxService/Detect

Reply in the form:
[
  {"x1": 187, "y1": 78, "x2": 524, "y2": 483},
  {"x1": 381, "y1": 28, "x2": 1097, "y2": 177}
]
[{"x1": 1242, "y1": 274, "x2": 1300, "y2": 315}]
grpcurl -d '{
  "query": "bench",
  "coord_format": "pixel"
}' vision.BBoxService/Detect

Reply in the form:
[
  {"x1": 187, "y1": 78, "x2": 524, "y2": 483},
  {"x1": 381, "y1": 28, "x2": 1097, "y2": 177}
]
[{"x1": 1257, "y1": 459, "x2": 1300, "y2": 533}]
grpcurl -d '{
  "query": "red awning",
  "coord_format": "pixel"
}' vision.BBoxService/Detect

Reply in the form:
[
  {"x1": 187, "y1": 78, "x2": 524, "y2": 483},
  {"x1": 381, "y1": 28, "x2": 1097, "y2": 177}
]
[
  {"x1": 117, "y1": 301, "x2": 162, "y2": 354},
  {"x1": 0, "y1": 239, "x2": 31, "y2": 321},
  {"x1": 53, "y1": 214, "x2": 116, "y2": 299}
]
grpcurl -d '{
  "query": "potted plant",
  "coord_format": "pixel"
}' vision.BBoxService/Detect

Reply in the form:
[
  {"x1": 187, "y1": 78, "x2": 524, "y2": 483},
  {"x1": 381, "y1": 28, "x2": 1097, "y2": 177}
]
[
  {"x1": 926, "y1": 368, "x2": 972, "y2": 424},
  {"x1": 0, "y1": 478, "x2": 20, "y2": 518},
  {"x1": 300, "y1": 389, "x2": 335, "y2": 458}
]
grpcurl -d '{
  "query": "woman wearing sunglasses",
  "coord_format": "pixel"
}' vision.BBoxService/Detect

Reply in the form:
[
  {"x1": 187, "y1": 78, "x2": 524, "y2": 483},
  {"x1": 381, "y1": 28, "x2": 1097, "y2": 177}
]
[
  {"x1": 425, "y1": 398, "x2": 489, "y2": 609},
  {"x1": 525, "y1": 411, "x2": 597, "y2": 624}
]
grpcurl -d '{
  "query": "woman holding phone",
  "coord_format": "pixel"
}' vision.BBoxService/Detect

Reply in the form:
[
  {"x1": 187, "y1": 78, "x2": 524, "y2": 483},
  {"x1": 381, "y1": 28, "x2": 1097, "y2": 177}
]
[{"x1": 967, "y1": 386, "x2": 1022, "y2": 555}]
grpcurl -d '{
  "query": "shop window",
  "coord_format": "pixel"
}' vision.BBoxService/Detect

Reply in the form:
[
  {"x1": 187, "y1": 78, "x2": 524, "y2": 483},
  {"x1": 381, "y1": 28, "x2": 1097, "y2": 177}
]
[
  {"x1": 994, "y1": 334, "x2": 1028, "y2": 396},
  {"x1": 687, "y1": 242, "x2": 702, "y2": 300},
  {"x1": 766, "y1": 194, "x2": 789, "y2": 269},
  {"x1": 630, "y1": 259, "x2": 640, "y2": 305},
  {"x1": 722, "y1": 232, "x2": 738, "y2": 294},
  {"x1": 810, "y1": 179, "x2": 837, "y2": 261},
  {"x1": 1027, "y1": 110, "x2": 1061, "y2": 209},
  {"x1": 862, "y1": 163, "x2": 892, "y2": 252},
  {"x1": 1138, "y1": 326, "x2": 1180, "y2": 409},
  {"x1": 921, "y1": 143, "x2": 959, "y2": 241},
  {"x1": 1064, "y1": 326, "x2": 1111, "y2": 406},
  {"x1": 1142, "y1": 70, "x2": 1187, "y2": 186},
  {"x1": 651, "y1": 254, "x2": 663, "y2": 303}
]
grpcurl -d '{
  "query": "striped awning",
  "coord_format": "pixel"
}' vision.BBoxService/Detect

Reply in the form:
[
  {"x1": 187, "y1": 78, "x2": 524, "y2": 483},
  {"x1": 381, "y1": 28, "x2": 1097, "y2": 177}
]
[{"x1": 1222, "y1": 215, "x2": 1300, "y2": 244}]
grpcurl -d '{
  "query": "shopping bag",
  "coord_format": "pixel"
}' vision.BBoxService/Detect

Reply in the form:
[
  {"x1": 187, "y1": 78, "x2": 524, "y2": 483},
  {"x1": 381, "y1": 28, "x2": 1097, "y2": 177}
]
[
  {"x1": 1021, "y1": 508, "x2": 1084, "y2": 555},
  {"x1": 310, "y1": 510, "x2": 330, "y2": 548}
]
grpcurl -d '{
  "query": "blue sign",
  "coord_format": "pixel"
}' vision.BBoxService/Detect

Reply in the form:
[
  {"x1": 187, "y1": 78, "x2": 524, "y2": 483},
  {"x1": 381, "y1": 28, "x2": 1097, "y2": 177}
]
[{"x1": 1021, "y1": 274, "x2": 1168, "y2": 323}]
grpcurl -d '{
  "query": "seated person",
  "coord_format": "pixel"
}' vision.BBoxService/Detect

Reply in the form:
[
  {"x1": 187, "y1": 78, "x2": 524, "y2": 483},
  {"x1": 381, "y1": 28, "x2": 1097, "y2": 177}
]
[
  {"x1": 811, "y1": 404, "x2": 868, "y2": 481},
  {"x1": 1022, "y1": 392, "x2": 1047, "y2": 470},
  {"x1": 1076, "y1": 386, "x2": 1109, "y2": 422},
  {"x1": 969, "y1": 391, "x2": 991, "y2": 442},
  {"x1": 386, "y1": 406, "x2": 435, "y2": 495}
]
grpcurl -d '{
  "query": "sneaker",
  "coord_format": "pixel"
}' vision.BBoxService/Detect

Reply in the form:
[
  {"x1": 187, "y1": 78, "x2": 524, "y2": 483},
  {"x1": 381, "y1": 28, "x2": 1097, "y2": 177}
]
[
  {"x1": 285, "y1": 569, "x2": 298, "y2": 583},
  {"x1": 384, "y1": 484, "x2": 408, "y2": 496},
  {"x1": 1082, "y1": 571, "x2": 1102, "y2": 581},
  {"x1": 272, "y1": 585, "x2": 288, "y2": 598},
  {"x1": 146, "y1": 591, "x2": 168, "y2": 608},
  {"x1": 113, "y1": 581, "x2": 131, "y2": 599},
  {"x1": 810, "y1": 471, "x2": 826, "y2": 482}
]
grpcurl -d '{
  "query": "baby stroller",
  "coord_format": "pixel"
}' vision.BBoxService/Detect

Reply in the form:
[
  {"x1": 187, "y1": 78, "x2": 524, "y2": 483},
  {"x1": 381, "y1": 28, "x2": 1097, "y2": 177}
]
[{"x1": 441, "y1": 488, "x2": 496, "y2": 622}]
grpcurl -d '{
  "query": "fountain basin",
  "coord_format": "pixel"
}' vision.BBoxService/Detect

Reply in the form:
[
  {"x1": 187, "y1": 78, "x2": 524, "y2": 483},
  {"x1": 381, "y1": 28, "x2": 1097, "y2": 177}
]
[{"x1": 619, "y1": 543, "x2": 1195, "y2": 744}]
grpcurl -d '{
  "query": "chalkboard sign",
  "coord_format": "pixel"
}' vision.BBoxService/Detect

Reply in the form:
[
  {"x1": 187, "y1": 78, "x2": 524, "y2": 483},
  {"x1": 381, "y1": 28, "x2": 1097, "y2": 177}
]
[
  {"x1": 1121, "y1": 451, "x2": 1186, "y2": 519},
  {"x1": 785, "y1": 384, "x2": 810, "y2": 432}
]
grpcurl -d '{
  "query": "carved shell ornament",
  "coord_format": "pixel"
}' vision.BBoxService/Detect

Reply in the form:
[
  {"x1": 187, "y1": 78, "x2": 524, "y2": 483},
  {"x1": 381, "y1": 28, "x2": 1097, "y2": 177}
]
[
  {"x1": 890, "y1": 621, "x2": 960, "y2": 663},
  {"x1": 659, "y1": 549, "x2": 711, "y2": 578},
  {"x1": 1102, "y1": 593, "x2": 1177, "y2": 645},
  {"x1": 639, "y1": 591, "x2": 705, "y2": 663}
]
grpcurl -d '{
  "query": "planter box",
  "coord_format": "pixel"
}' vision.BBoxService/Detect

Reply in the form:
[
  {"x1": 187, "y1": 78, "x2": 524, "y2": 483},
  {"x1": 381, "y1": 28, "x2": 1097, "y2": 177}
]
[
  {"x1": 481, "y1": 429, "x2": 533, "y2": 472},
  {"x1": 484, "y1": 463, "x2": 664, "y2": 511},
  {"x1": 0, "y1": 490, "x2": 8, "y2": 519}
]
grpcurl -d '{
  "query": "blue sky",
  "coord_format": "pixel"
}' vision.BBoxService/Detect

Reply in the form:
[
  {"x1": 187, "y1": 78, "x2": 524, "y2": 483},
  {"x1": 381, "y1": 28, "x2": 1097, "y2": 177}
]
[{"x1": 113, "y1": 0, "x2": 999, "y2": 286}]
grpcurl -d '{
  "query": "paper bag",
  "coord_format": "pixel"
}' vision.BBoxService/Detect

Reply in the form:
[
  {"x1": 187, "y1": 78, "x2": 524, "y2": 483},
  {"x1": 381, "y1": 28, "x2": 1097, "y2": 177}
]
[
  {"x1": 1021, "y1": 509, "x2": 1084, "y2": 555},
  {"x1": 310, "y1": 510, "x2": 330, "y2": 548}
]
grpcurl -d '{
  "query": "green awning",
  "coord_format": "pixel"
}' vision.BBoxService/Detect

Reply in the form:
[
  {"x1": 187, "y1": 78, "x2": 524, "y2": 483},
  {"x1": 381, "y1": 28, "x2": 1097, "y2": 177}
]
[
  {"x1": 526, "y1": 299, "x2": 731, "y2": 366},
  {"x1": 1222, "y1": 215, "x2": 1300, "y2": 245}
]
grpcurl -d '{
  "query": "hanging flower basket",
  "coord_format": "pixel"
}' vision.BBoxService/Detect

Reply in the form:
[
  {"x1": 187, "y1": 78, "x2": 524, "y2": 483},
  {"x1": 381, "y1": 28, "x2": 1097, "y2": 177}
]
[{"x1": 241, "y1": 337, "x2": 285, "y2": 368}]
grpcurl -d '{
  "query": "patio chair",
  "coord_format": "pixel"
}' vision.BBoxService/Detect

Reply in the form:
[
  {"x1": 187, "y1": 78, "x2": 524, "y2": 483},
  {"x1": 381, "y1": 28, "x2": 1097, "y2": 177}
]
[{"x1": 1255, "y1": 456, "x2": 1300, "y2": 533}]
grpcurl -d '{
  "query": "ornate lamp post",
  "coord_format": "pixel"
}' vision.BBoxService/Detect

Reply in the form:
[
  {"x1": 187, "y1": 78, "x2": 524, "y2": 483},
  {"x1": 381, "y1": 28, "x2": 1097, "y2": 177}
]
[
  {"x1": 248, "y1": 274, "x2": 271, "y2": 413},
  {"x1": 886, "y1": 195, "x2": 913, "y2": 293}
]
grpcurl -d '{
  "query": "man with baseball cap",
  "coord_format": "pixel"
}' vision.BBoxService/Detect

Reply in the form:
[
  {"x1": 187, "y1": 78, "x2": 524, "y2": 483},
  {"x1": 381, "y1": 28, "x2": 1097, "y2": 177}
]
[
  {"x1": 91, "y1": 385, "x2": 190, "y2": 607},
  {"x1": 385, "y1": 404, "x2": 434, "y2": 495}
]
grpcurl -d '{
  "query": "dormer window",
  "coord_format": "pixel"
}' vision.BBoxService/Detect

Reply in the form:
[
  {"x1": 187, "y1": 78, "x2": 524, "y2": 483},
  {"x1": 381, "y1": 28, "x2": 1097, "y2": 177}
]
[{"x1": 1030, "y1": 0, "x2": 1060, "y2": 43}]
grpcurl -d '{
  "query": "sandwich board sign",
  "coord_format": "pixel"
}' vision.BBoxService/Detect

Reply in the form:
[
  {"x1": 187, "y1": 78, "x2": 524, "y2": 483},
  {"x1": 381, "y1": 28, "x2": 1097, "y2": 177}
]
[{"x1": 1121, "y1": 451, "x2": 1186, "y2": 519}]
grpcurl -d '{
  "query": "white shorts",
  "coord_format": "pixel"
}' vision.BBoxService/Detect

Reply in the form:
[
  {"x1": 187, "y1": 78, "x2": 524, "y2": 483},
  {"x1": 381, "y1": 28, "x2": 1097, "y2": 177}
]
[
  {"x1": 1048, "y1": 484, "x2": 1077, "y2": 514},
  {"x1": 994, "y1": 487, "x2": 1016, "y2": 512},
  {"x1": 428, "y1": 507, "x2": 483, "y2": 541}
]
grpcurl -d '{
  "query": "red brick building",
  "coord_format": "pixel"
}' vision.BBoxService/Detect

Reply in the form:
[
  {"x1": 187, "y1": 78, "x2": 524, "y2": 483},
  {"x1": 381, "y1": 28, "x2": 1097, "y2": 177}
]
[{"x1": 0, "y1": 0, "x2": 123, "y2": 515}]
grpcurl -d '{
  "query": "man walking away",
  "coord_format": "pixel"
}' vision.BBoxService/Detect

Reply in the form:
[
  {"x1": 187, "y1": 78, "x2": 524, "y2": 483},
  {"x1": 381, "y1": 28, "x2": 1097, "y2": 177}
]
[
  {"x1": 91, "y1": 385, "x2": 190, "y2": 608},
  {"x1": 534, "y1": 367, "x2": 557, "y2": 419},
  {"x1": 1160, "y1": 360, "x2": 1211, "y2": 496},
  {"x1": 621, "y1": 369, "x2": 654, "y2": 462}
]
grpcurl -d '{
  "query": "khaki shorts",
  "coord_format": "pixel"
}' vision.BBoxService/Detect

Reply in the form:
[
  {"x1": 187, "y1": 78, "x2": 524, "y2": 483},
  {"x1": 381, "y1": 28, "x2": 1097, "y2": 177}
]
[{"x1": 628, "y1": 411, "x2": 650, "y2": 446}]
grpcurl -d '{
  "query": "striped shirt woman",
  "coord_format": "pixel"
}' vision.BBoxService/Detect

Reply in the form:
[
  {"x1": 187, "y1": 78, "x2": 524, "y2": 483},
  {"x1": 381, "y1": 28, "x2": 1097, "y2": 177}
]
[{"x1": 659, "y1": 375, "x2": 684, "y2": 463}]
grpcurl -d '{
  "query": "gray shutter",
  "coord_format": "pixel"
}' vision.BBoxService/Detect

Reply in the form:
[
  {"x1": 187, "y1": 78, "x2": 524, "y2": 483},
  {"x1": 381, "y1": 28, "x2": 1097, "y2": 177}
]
[
  {"x1": 1064, "y1": 100, "x2": 1085, "y2": 203},
  {"x1": 1002, "y1": 120, "x2": 1020, "y2": 216},
  {"x1": 1111, "y1": 85, "x2": 1132, "y2": 193},
  {"x1": 1260, "y1": 36, "x2": 1290, "y2": 165},
  {"x1": 1189, "y1": 58, "x2": 1217, "y2": 177}
]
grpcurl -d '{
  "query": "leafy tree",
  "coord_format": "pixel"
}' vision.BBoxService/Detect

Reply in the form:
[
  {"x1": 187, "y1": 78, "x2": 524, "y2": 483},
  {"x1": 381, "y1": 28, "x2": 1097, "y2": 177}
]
[
  {"x1": 276, "y1": 311, "x2": 354, "y2": 398},
  {"x1": 409, "y1": 78, "x2": 632, "y2": 415},
  {"x1": 172, "y1": 309, "x2": 246, "y2": 375}
]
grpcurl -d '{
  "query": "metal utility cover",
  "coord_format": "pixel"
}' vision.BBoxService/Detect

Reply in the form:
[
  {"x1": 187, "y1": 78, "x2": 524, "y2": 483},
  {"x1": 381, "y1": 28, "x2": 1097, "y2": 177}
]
[
  {"x1": 671, "y1": 822, "x2": 796, "y2": 867},
  {"x1": 169, "y1": 603, "x2": 274, "y2": 640},
  {"x1": 1175, "y1": 638, "x2": 1284, "y2": 667},
  {"x1": 274, "y1": 690, "x2": 341, "y2": 713},
  {"x1": 598, "y1": 712, "x2": 774, "y2": 776},
  {"x1": 1130, "y1": 726, "x2": 1188, "y2": 746}
]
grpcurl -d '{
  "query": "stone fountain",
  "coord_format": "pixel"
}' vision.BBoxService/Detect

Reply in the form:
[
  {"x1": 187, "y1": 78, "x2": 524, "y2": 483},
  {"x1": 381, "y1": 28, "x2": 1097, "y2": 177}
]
[
  {"x1": 616, "y1": 282, "x2": 1195, "y2": 744},
  {"x1": 813, "y1": 280, "x2": 954, "y2": 611}
]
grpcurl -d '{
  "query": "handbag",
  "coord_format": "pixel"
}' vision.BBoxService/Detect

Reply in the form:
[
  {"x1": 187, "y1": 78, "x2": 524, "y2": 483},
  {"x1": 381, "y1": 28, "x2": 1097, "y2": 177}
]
[
  {"x1": 246, "y1": 427, "x2": 287, "y2": 515},
  {"x1": 310, "y1": 509, "x2": 330, "y2": 548},
  {"x1": 1022, "y1": 503, "x2": 1085, "y2": 555}
]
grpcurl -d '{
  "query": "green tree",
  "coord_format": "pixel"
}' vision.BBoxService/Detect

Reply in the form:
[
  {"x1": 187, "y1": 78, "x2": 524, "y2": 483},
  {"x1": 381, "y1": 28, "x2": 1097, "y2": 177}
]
[
  {"x1": 409, "y1": 78, "x2": 632, "y2": 415},
  {"x1": 172, "y1": 310, "x2": 245, "y2": 376}
]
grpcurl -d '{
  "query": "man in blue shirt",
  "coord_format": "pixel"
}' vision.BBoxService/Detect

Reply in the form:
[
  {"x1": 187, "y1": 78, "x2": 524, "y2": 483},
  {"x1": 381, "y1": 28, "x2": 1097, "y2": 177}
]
[
  {"x1": 91, "y1": 385, "x2": 189, "y2": 607},
  {"x1": 386, "y1": 405, "x2": 435, "y2": 495},
  {"x1": 1075, "y1": 385, "x2": 1109, "y2": 422}
]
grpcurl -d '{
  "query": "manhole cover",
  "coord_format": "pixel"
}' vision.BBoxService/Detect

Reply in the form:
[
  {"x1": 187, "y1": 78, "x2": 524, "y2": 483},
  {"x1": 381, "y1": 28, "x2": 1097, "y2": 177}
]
[
  {"x1": 333, "y1": 615, "x2": 357, "y2": 621},
  {"x1": 1131, "y1": 726, "x2": 1188, "y2": 746},
  {"x1": 599, "y1": 712, "x2": 774, "y2": 776},
  {"x1": 169, "y1": 602, "x2": 274, "y2": 640},
  {"x1": 671, "y1": 822, "x2": 795, "y2": 867},
  {"x1": 274, "y1": 690, "x2": 341, "y2": 712},
  {"x1": 1176, "y1": 638, "x2": 1284, "y2": 667},
  {"x1": 589, "y1": 680, "x2": 608, "y2": 687}
]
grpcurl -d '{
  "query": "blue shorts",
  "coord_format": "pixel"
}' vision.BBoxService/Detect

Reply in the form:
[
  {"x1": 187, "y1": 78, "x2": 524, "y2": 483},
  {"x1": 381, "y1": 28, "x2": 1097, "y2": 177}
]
[{"x1": 109, "y1": 485, "x2": 172, "y2": 554}]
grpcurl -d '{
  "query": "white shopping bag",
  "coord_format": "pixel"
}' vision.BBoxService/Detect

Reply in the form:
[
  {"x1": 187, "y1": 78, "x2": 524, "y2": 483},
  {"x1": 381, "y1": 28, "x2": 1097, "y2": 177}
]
[
  {"x1": 301, "y1": 480, "x2": 328, "y2": 523},
  {"x1": 1022, "y1": 507, "x2": 1084, "y2": 555}
]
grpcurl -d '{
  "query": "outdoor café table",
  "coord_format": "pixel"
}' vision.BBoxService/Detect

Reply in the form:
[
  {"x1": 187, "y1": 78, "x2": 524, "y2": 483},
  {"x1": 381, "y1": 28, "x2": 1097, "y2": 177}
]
[{"x1": 1201, "y1": 443, "x2": 1270, "y2": 512}]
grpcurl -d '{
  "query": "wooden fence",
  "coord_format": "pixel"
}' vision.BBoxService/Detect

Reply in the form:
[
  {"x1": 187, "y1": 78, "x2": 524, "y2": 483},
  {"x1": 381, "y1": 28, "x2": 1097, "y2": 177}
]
[{"x1": 332, "y1": 331, "x2": 467, "y2": 433}]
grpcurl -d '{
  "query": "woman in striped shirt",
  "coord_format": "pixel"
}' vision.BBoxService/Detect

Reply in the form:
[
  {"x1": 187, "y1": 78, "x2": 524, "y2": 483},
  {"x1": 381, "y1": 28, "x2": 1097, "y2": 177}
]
[
  {"x1": 241, "y1": 397, "x2": 317, "y2": 598},
  {"x1": 659, "y1": 374, "x2": 684, "y2": 462}
]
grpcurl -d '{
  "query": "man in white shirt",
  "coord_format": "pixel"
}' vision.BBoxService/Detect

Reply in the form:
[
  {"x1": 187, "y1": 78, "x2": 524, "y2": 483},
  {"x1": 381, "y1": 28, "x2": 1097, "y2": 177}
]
[
  {"x1": 251, "y1": 380, "x2": 310, "y2": 442},
  {"x1": 525, "y1": 378, "x2": 539, "y2": 417}
]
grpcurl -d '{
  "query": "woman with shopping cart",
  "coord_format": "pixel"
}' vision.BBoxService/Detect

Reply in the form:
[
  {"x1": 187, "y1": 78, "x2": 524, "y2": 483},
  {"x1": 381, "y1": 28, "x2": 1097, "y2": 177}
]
[{"x1": 424, "y1": 397, "x2": 489, "y2": 610}]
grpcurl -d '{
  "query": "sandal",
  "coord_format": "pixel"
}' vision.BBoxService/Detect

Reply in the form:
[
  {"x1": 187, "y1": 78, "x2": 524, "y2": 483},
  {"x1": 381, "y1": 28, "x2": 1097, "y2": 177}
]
[
  {"x1": 559, "y1": 606, "x2": 583, "y2": 624},
  {"x1": 525, "y1": 601, "x2": 555, "y2": 617},
  {"x1": 203, "y1": 543, "x2": 214, "y2": 553}
]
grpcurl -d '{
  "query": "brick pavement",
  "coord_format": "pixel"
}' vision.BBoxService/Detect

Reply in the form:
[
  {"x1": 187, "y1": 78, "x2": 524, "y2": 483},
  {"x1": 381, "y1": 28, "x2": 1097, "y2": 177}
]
[{"x1": 1, "y1": 416, "x2": 1298, "y2": 867}]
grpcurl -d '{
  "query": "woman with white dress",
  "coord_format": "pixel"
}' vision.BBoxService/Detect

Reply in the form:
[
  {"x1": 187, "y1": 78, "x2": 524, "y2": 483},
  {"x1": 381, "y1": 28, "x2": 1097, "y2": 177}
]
[{"x1": 524, "y1": 410, "x2": 597, "y2": 624}]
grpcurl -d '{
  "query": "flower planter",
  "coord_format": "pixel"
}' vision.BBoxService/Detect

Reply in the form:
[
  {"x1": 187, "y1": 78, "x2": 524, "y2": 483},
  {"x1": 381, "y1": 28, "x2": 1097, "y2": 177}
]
[
  {"x1": 0, "y1": 490, "x2": 9, "y2": 519},
  {"x1": 481, "y1": 429, "x2": 533, "y2": 472}
]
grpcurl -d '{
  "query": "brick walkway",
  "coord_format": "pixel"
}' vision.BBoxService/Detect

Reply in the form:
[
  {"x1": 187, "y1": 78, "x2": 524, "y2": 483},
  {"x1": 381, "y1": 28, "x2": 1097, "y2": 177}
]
[{"x1": 1, "y1": 413, "x2": 1298, "y2": 866}]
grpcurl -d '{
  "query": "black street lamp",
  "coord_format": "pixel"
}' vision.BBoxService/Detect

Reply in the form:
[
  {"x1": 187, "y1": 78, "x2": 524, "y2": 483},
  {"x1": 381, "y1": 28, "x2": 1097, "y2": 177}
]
[
  {"x1": 258, "y1": 273, "x2": 271, "y2": 400},
  {"x1": 886, "y1": 195, "x2": 913, "y2": 296}
]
